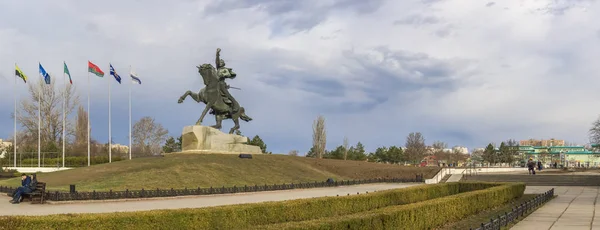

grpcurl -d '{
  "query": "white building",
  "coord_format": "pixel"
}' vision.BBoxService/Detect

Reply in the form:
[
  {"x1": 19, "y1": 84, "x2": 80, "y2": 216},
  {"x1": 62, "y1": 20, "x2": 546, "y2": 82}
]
[
  {"x1": 111, "y1": 144, "x2": 129, "y2": 153},
  {"x1": 0, "y1": 139, "x2": 13, "y2": 159},
  {"x1": 452, "y1": 146, "x2": 469, "y2": 154}
]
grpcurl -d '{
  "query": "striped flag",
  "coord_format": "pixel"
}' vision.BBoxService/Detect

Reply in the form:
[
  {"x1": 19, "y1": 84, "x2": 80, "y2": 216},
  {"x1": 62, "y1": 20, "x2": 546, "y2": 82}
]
[
  {"x1": 64, "y1": 62, "x2": 73, "y2": 84},
  {"x1": 15, "y1": 64, "x2": 27, "y2": 83},
  {"x1": 88, "y1": 61, "x2": 104, "y2": 77},
  {"x1": 130, "y1": 71, "x2": 141, "y2": 84}
]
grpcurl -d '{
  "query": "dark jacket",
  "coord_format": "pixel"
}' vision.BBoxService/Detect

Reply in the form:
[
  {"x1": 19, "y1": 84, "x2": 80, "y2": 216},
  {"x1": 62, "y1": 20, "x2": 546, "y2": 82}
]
[
  {"x1": 28, "y1": 178, "x2": 38, "y2": 191},
  {"x1": 21, "y1": 176, "x2": 31, "y2": 187}
]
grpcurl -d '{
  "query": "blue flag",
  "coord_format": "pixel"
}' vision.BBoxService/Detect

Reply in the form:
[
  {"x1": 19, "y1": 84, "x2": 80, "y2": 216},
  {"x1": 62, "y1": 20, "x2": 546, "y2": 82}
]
[
  {"x1": 109, "y1": 64, "x2": 122, "y2": 84},
  {"x1": 38, "y1": 63, "x2": 51, "y2": 84}
]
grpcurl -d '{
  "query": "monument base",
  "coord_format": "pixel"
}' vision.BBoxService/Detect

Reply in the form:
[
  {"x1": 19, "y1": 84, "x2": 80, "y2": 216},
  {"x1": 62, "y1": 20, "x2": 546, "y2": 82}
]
[{"x1": 180, "y1": 125, "x2": 262, "y2": 154}]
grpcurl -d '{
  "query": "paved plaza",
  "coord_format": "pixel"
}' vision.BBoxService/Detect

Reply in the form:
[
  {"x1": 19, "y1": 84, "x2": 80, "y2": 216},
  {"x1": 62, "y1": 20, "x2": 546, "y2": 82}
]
[
  {"x1": 0, "y1": 183, "x2": 417, "y2": 216},
  {"x1": 513, "y1": 186, "x2": 600, "y2": 230}
]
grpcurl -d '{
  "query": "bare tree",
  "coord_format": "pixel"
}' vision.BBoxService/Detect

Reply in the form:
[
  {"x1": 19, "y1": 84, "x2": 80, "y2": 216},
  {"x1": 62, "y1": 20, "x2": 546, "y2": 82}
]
[
  {"x1": 450, "y1": 148, "x2": 467, "y2": 166},
  {"x1": 590, "y1": 116, "x2": 600, "y2": 146},
  {"x1": 471, "y1": 148, "x2": 484, "y2": 163},
  {"x1": 312, "y1": 115, "x2": 326, "y2": 159},
  {"x1": 405, "y1": 132, "x2": 426, "y2": 164},
  {"x1": 70, "y1": 105, "x2": 90, "y2": 156},
  {"x1": 288, "y1": 150, "x2": 298, "y2": 156},
  {"x1": 432, "y1": 141, "x2": 448, "y2": 164},
  {"x1": 14, "y1": 78, "x2": 79, "y2": 150},
  {"x1": 505, "y1": 139, "x2": 518, "y2": 147},
  {"x1": 564, "y1": 141, "x2": 578, "y2": 146},
  {"x1": 132, "y1": 117, "x2": 169, "y2": 156},
  {"x1": 343, "y1": 136, "x2": 349, "y2": 160}
]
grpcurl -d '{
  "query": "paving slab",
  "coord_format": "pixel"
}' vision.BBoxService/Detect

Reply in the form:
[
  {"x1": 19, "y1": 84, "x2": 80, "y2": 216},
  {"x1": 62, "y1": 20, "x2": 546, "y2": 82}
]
[{"x1": 511, "y1": 186, "x2": 599, "y2": 230}]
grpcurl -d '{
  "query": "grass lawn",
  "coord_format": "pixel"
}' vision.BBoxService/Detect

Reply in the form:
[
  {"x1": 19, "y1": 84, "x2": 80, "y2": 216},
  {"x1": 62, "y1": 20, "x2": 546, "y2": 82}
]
[
  {"x1": 437, "y1": 194, "x2": 551, "y2": 230},
  {"x1": 0, "y1": 154, "x2": 438, "y2": 191}
]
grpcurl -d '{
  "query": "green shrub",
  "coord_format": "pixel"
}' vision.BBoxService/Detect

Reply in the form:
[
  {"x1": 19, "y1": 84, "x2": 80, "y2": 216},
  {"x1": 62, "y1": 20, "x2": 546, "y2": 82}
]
[
  {"x1": 0, "y1": 183, "x2": 500, "y2": 229},
  {"x1": 258, "y1": 183, "x2": 525, "y2": 230},
  {"x1": 0, "y1": 182, "x2": 511, "y2": 230}
]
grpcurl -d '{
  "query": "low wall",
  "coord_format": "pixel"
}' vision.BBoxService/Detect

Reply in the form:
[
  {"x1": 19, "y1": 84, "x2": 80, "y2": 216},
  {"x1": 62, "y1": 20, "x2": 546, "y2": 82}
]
[
  {"x1": 451, "y1": 167, "x2": 528, "y2": 174},
  {"x1": 3, "y1": 167, "x2": 72, "y2": 173},
  {"x1": 425, "y1": 167, "x2": 528, "y2": 184}
]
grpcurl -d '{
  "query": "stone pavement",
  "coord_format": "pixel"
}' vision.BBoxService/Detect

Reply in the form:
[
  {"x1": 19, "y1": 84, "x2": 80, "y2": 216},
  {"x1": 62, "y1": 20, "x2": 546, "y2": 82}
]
[
  {"x1": 0, "y1": 183, "x2": 417, "y2": 216},
  {"x1": 512, "y1": 186, "x2": 600, "y2": 230}
]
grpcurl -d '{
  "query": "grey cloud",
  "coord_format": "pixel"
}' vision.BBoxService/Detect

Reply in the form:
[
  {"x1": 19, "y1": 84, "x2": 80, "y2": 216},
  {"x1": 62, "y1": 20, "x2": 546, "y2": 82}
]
[
  {"x1": 435, "y1": 27, "x2": 451, "y2": 37},
  {"x1": 486, "y1": 2, "x2": 495, "y2": 7},
  {"x1": 420, "y1": 0, "x2": 444, "y2": 5},
  {"x1": 533, "y1": 0, "x2": 593, "y2": 16},
  {"x1": 394, "y1": 15, "x2": 440, "y2": 26},
  {"x1": 340, "y1": 47, "x2": 469, "y2": 108},
  {"x1": 259, "y1": 69, "x2": 346, "y2": 98},
  {"x1": 203, "y1": 0, "x2": 384, "y2": 33}
]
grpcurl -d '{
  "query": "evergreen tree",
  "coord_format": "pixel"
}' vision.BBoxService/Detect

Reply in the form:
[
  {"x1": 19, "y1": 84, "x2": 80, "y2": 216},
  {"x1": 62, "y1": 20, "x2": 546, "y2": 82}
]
[
  {"x1": 324, "y1": 146, "x2": 345, "y2": 159},
  {"x1": 482, "y1": 143, "x2": 497, "y2": 165},
  {"x1": 176, "y1": 135, "x2": 182, "y2": 152},
  {"x1": 162, "y1": 136, "x2": 178, "y2": 153},
  {"x1": 248, "y1": 135, "x2": 268, "y2": 153},
  {"x1": 387, "y1": 146, "x2": 404, "y2": 164},
  {"x1": 348, "y1": 142, "x2": 367, "y2": 161}
]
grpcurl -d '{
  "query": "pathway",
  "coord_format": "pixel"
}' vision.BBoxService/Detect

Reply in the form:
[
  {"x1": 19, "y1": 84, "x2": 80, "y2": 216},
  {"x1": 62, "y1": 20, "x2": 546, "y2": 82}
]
[
  {"x1": 0, "y1": 183, "x2": 418, "y2": 216},
  {"x1": 512, "y1": 186, "x2": 600, "y2": 230}
]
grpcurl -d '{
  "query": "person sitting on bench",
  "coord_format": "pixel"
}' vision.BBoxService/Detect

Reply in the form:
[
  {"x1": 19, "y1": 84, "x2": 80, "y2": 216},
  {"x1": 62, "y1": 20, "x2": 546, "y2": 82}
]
[
  {"x1": 10, "y1": 174, "x2": 37, "y2": 204},
  {"x1": 10, "y1": 174, "x2": 30, "y2": 197}
]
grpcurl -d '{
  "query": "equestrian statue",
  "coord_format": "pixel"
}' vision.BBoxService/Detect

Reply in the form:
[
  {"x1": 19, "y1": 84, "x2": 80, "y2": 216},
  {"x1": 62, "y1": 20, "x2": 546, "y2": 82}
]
[{"x1": 178, "y1": 48, "x2": 252, "y2": 134}]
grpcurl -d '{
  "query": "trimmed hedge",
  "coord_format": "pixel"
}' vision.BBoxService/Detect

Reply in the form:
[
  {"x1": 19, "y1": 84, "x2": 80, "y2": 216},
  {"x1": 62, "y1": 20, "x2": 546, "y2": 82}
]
[
  {"x1": 257, "y1": 182, "x2": 525, "y2": 230},
  {"x1": 0, "y1": 182, "x2": 513, "y2": 230}
]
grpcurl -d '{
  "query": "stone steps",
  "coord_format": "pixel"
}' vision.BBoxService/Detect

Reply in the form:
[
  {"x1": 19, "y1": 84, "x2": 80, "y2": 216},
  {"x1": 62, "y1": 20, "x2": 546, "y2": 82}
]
[
  {"x1": 439, "y1": 174, "x2": 452, "y2": 183},
  {"x1": 462, "y1": 174, "x2": 600, "y2": 186}
]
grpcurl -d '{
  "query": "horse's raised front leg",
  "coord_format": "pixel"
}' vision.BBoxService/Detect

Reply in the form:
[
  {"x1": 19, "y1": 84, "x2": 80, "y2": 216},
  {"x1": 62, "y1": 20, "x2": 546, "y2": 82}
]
[
  {"x1": 189, "y1": 91, "x2": 203, "y2": 103},
  {"x1": 196, "y1": 103, "x2": 212, "y2": 125},
  {"x1": 178, "y1": 90, "x2": 192, "y2": 103}
]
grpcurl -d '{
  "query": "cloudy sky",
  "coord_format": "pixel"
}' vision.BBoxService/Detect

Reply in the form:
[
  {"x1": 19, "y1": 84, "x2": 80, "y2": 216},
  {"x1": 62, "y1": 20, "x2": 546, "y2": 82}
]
[{"x1": 0, "y1": 0, "x2": 598, "y2": 154}]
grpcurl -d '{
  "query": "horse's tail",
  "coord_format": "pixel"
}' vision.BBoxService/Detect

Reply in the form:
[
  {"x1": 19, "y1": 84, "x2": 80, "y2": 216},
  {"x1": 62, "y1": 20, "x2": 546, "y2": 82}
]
[{"x1": 239, "y1": 107, "x2": 253, "y2": 122}]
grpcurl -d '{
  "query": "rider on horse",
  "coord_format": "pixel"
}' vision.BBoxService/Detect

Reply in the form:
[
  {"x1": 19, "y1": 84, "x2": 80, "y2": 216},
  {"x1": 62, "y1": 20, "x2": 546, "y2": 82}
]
[{"x1": 215, "y1": 48, "x2": 240, "y2": 114}]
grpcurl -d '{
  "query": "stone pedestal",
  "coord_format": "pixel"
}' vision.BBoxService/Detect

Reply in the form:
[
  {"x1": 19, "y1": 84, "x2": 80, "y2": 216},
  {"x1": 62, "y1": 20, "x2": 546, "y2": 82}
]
[{"x1": 181, "y1": 126, "x2": 262, "y2": 154}]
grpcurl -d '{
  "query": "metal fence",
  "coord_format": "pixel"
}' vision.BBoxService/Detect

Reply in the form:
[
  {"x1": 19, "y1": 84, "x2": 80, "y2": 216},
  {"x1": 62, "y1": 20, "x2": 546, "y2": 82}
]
[
  {"x1": 0, "y1": 175, "x2": 424, "y2": 201},
  {"x1": 471, "y1": 188, "x2": 555, "y2": 230}
]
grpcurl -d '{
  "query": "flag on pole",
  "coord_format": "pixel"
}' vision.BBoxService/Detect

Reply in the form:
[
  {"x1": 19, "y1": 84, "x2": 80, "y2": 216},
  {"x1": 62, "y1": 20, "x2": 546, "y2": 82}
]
[
  {"x1": 64, "y1": 62, "x2": 73, "y2": 84},
  {"x1": 38, "y1": 63, "x2": 51, "y2": 84},
  {"x1": 130, "y1": 71, "x2": 141, "y2": 84},
  {"x1": 88, "y1": 61, "x2": 105, "y2": 77},
  {"x1": 109, "y1": 64, "x2": 122, "y2": 84},
  {"x1": 15, "y1": 64, "x2": 27, "y2": 83}
]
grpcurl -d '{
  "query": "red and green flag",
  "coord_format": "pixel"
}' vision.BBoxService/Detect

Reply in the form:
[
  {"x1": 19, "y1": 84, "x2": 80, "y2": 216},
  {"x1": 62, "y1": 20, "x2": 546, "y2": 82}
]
[{"x1": 88, "y1": 61, "x2": 104, "y2": 77}]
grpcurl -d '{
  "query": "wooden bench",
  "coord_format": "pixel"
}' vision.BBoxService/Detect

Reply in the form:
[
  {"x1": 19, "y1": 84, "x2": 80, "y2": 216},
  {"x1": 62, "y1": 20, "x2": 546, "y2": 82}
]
[{"x1": 22, "y1": 182, "x2": 46, "y2": 204}]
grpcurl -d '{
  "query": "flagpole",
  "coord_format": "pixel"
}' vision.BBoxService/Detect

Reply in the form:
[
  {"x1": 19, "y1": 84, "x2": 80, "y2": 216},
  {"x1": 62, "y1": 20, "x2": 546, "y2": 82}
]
[
  {"x1": 38, "y1": 64, "x2": 41, "y2": 168},
  {"x1": 87, "y1": 63, "x2": 90, "y2": 167},
  {"x1": 62, "y1": 64, "x2": 66, "y2": 168},
  {"x1": 13, "y1": 63, "x2": 17, "y2": 168},
  {"x1": 108, "y1": 64, "x2": 112, "y2": 163},
  {"x1": 129, "y1": 65, "x2": 132, "y2": 160}
]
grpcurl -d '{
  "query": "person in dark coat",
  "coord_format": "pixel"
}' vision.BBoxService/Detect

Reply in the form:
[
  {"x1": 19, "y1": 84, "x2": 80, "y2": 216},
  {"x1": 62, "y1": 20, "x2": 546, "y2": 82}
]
[
  {"x1": 527, "y1": 159, "x2": 536, "y2": 175},
  {"x1": 11, "y1": 174, "x2": 36, "y2": 204}
]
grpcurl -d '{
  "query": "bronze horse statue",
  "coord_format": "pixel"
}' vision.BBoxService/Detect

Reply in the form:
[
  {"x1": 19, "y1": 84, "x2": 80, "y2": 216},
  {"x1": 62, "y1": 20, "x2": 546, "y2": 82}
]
[{"x1": 178, "y1": 63, "x2": 252, "y2": 134}]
